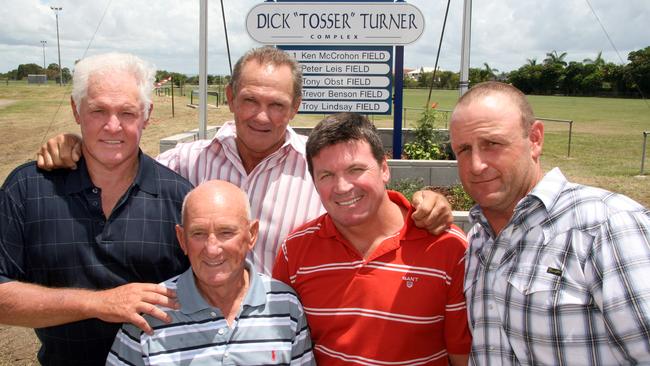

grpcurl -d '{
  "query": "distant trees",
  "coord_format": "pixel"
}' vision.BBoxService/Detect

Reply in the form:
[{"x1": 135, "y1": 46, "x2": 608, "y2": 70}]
[
  {"x1": 507, "y1": 47, "x2": 649, "y2": 96},
  {"x1": 403, "y1": 46, "x2": 649, "y2": 97},
  {"x1": 0, "y1": 63, "x2": 71, "y2": 83}
]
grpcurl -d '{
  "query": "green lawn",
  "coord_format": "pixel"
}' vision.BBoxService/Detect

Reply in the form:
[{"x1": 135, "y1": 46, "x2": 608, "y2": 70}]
[
  {"x1": 333, "y1": 88, "x2": 650, "y2": 205},
  {"x1": 1, "y1": 83, "x2": 649, "y2": 206}
]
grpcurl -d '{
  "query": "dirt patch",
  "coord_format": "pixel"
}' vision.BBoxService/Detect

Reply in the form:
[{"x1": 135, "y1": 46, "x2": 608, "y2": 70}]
[
  {"x1": 0, "y1": 326, "x2": 39, "y2": 365},
  {"x1": 0, "y1": 99, "x2": 16, "y2": 109}
]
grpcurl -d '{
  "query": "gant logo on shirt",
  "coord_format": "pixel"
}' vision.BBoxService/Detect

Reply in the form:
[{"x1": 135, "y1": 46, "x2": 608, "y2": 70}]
[{"x1": 402, "y1": 275, "x2": 419, "y2": 288}]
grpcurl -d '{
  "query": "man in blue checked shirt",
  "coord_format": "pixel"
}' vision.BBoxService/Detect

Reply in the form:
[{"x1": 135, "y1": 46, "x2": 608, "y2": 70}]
[
  {"x1": 0, "y1": 53, "x2": 192, "y2": 365},
  {"x1": 450, "y1": 81, "x2": 650, "y2": 365}
]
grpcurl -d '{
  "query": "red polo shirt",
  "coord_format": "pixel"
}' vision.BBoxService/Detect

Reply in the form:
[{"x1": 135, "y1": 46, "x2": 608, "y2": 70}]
[{"x1": 273, "y1": 191, "x2": 471, "y2": 365}]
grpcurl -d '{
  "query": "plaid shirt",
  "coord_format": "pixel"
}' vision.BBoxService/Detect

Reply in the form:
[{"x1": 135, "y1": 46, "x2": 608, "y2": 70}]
[
  {"x1": 465, "y1": 168, "x2": 650, "y2": 365},
  {"x1": 0, "y1": 153, "x2": 192, "y2": 365}
]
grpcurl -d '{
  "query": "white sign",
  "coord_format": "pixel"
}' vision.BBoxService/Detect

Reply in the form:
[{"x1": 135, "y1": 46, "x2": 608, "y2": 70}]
[
  {"x1": 300, "y1": 62, "x2": 389, "y2": 75},
  {"x1": 247, "y1": 2, "x2": 425, "y2": 45},
  {"x1": 301, "y1": 101, "x2": 391, "y2": 113},
  {"x1": 284, "y1": 49, "x2": 391, "y2": 62},
  {"x1": 303, "y1": 75, "x2": 390, "y2": 88},
  {"x1": 302, "y1": 88, "x2": 390, "y2": 100}
]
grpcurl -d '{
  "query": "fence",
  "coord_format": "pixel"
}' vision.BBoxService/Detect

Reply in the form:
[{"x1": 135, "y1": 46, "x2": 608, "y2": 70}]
[
  {"x1": 536, "y1": 117, "x2": 574, "y2": 158},
  {"x1": 641, "y1": 131, "x2": 649, "y2": 175},
  {"x1": 190, "y1": 90, "x2": 220, "y2": 107}
]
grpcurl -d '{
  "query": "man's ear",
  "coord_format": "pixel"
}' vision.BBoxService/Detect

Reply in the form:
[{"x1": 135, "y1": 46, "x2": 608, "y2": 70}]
[
  {"x1": 226, "y1": 84, "x2": 235, "y2": 113},
  {"x1": 529, "y1": 120, "x2": 544, "y2": 161},
  {"x1": 175, "y1": 224, "x2": 188, "y2": 255},
  {"x1": 143, "y1": 104, "x2": 153, "y2": 129},
  {"x1": 248, "y1": 220, "x2": 259, "y2": 251},
  {"x1": 381, "y1": 158, "x2": 390, "y2": 185},
  {"x1": 71, "y1": 97, "x2": 81, "y2": 125},
  {"x1": 289, "y1": 95, "x2": 302, "y2": 120}
]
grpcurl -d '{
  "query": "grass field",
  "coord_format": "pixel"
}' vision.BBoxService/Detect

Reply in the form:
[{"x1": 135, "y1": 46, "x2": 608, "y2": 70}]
[{"x1": 1, "y1": 82, "x2": 649, "y2": 206}]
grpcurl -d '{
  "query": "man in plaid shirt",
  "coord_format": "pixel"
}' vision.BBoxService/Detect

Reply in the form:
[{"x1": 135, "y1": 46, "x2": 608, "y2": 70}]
[{"x1": 450, "y1": 81, "x2": 650, "y2": 365}]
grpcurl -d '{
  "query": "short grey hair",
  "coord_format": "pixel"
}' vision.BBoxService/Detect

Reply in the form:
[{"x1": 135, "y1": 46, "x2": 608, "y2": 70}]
[{"x1": 71, "y1": 52, "x2": 156, "y2": 119}]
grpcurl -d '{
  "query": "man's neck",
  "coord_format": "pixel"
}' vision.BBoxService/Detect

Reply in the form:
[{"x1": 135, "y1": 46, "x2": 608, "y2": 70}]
[
  {"x1": 84, "y1": 153, "x2": 140, "y2": 218},
  {"x1": 200, "y1": 269, "x2": 250, "y2": 327},
  {"x1": 334, "y1": 195, "x2": 406, "y2": 260},
  {"x1": 235, "y1": 137, "x2": 284, "y2": 175}
]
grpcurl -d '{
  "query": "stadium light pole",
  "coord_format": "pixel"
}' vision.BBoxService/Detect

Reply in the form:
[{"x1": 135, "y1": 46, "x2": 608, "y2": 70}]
[
  {"x1": 50, "y1": 6, "x2": 63, "y2": 86},
  {"x1": 40, "y1": 40, "x2": 47, "y2": 70}
]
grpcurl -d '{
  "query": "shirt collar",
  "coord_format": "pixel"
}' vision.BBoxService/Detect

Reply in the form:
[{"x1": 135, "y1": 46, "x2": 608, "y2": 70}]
[
  {"x1": 178, "y1": 260, "x2": 265, "y2": 315},
  {"x1": 468, "y1": 167, "x2": 567, "y2": 236},
  {"x1": 63, "y1": 151, "x2": 159, "y2": 196},
  {"x1": 212, "y1": 121, "x2": 307, "y2": 159}
]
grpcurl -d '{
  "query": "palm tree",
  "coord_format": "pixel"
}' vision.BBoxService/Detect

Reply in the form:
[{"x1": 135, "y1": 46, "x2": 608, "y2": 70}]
[
  {"x1": 526, "y1": 58, "x2": 538, "y2": 66},
  {"x1": 544, "y1": 50, "x2": 568, "y2": 66},
  {"x1": 481, "y1": 62, "x2": 499, "y2": 81},
  {"x1": 583, "y1": 51, "x2": 604, "y2": 66}
]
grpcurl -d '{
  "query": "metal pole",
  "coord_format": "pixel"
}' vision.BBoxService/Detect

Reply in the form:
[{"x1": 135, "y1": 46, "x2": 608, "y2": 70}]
[
  {"x1": 459, "y1": 0, "x2": 472, "y2": 96},
  {"x1": 641, "y1": 131, "x2": 648, "y2": 175},
  {"x1": 171, "y1": 76, "x2": 175, "y2": 118},
  {"x1": 40, "y1": 40, "x2": 47, "y2": 70},
  {"x1": 198, "y1": 0, "x2": 208, "y2": 139},
  {"x1": 393, "y1": 46, "x2": 404, "y2": 159},
  {"x1": 51, "y1": 6, "x2": 63, "y2": 86},
  {"x1": 220, "y1": 0, "x2": 233, "y2": 76},
  {"x1": 567, "y1": 120, "x2": 573, "y2": 158}
]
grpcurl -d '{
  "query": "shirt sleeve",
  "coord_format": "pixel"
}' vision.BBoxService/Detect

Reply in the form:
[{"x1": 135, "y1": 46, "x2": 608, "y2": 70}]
[
  {"x1": 0, "y1": 184, "x2": 26, "y2": 283},
  {"x1": 155, "y1": 145, "x2": 182, "y2": 174},
  {"x1": 589, "y1": 210, "x2": 650, "y2": 363},
  {"x1": 444, "y1": 238, "x2": 472, "y2": 355},
  {"x1": 272, "y1": 240, "x2": 292, "y2": 286},
  {"x1": 106, "y1": 323, "x2": 146, "y2": 366},
  {"x1": 290, "y1": 299, "x2": 316, "y2": 365}
]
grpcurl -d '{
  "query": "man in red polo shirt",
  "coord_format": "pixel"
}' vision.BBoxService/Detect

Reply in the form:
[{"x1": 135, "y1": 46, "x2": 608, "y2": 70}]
[{"x1": 273, "y1": 112, "x2": 471, "y2": 366}]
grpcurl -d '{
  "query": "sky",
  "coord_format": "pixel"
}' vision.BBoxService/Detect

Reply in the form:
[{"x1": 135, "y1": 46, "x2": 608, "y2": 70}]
[{"x1": 0, "y1": 0, "x2": 648, "y2": 75}]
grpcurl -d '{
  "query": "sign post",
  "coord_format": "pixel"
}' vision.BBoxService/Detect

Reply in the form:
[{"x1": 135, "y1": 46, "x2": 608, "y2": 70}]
[{"x1": 246, "y1": 1, "x2": 424, "y2": 158}]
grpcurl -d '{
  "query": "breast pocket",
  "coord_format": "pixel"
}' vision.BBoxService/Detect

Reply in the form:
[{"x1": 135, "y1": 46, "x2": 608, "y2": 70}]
[{"x1": 507, "y1": 255, "x2": 590, "y2": 309}]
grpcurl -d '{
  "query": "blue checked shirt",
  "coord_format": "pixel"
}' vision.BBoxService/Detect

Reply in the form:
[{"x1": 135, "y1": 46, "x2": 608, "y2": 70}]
[
  {"x1": 0, "y1": 153, "x2": 192, "y2": 366},
  {"x1": 465, "y1": 168, "x2": 650, "y2": 365}
]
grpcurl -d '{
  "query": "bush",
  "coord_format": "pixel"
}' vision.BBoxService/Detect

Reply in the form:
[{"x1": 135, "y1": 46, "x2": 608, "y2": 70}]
[
  {"x1": 403, "y1": 109, "x2": 452, "y2": 160},
  {"x1": 426, "y1": 185, "x2": 475, "y2": 211},
  {"x1": 388, "y1": 178, "x2": 475, "y2": 211},
  {"x1": 387, "y1": 177, "x2": 424, "y2": 202}
]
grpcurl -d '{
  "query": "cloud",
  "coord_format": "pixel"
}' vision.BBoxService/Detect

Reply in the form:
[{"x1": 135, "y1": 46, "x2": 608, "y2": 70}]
[{"x1": 0, "y1": 0, "x2": 648, "y2": 74}]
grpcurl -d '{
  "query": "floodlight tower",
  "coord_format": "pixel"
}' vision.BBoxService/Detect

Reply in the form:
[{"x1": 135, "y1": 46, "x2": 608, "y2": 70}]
[
  {"x1": 40, "y1": 40, "x2": 47, "y2": 70},
  {"x1": 50, "y1": 6, "x2": 63, "y2": 86}
]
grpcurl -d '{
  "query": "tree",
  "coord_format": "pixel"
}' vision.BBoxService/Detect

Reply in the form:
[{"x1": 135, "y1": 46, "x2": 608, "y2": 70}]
[
  {"x1": 583, "y1": 51, "x2": 605, "y2": 67},
  {"x1": 543, "y1": 50, "x2": 568, "y2": 66},
  {"x1": 482, "y1": 63, "x2": 499, "y2": 81},
  {"x1": 625, "y1": 46, "x2": 650, "y2": 95},
  {"x1": 16, "y1": 63, "x2": 43, "y2": 79}
]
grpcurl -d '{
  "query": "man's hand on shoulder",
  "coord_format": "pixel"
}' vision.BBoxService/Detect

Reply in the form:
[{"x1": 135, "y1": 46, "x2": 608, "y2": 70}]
[
  {"x1": 411, "y1": 190, "x2": 453, "y2": 236},
  {"x1": 36, "y1": 133, "x2": 82, "y2": 171},
  {"x1": 89, "y1": 283, "x2": 180, "y2": 335}
]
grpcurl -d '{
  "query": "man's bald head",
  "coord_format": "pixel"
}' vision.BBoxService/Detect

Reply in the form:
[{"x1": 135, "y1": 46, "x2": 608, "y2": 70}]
[
  {"x1": 453, "y1": 81, "x2": 536, "y2": 136},
  {"x1": 181, "y1": 180, "x2": 251, "y2": 227}
]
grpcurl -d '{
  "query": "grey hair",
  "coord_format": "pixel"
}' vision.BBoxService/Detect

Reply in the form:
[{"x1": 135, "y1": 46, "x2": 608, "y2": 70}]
[
  {"x1": 230, "y1": 46, "x2": 302, "y2": 105},
  {"x1": 71, "y1": 52, "x2": 156, "y2": 119}
]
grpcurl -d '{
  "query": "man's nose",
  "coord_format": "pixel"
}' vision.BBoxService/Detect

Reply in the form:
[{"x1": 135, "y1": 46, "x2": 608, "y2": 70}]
[
  {"x1": 104, "y1": 114, "x2": 122, "y2": 132},
  {"x1": 470, "y1": 149, "x2": 487, "y2": 175}
]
